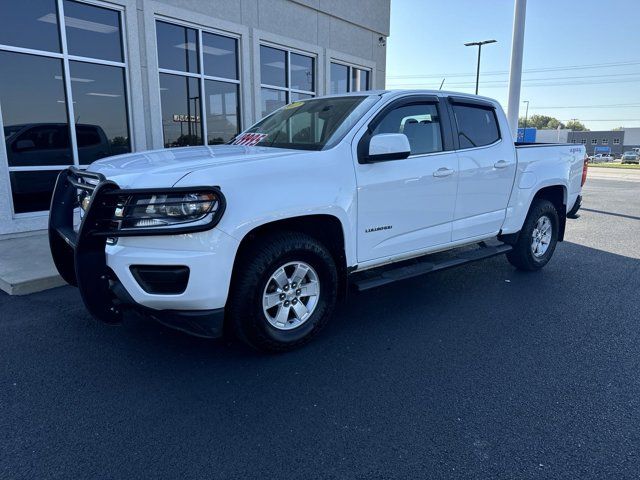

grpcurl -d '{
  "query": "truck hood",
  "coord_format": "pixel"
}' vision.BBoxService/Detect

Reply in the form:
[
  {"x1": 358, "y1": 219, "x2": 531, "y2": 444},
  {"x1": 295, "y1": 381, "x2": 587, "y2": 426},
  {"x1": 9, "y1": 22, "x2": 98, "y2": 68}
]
[{"x1": 88, "y1": 145, "x2": 304, "y2": 188}]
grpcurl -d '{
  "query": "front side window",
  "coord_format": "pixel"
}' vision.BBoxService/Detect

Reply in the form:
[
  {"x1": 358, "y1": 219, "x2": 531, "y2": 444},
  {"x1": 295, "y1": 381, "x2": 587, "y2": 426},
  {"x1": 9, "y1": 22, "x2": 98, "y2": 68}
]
[
  {"x1": 243, "y1": 96, "x2": 367, "y2": 150},
  {"x1": 259, "y1": 45, "x2": 315, "y2": 118},
  {"x1": 330, "y1": 62, "x2": 370, "y2": 94},
  {"x1": 452, "y1": 104, "x2": 500, "y2": 149},
  {"x1": 372, "y1": 103, "x2": 443, "y2": 155},
  {"x1": 0, "y1": 0, "x2": 130, "y2": 214},
  {"x1": 156, "y1": 21, "x2": 240, "y2": 147}
]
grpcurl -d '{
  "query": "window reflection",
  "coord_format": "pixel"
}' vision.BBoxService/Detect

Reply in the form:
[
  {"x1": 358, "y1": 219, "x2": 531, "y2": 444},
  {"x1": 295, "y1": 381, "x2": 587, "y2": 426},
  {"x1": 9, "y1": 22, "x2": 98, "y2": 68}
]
[
  {"x1": 260, "y1": 46, "x2": 286, "y2": 87},
  {"x1": 290, "y1": 53, "x2": 313, "y2": 92},
  {"x1": 261, "y1": 88, "x2": 286, "y2": 118},
  {"x1": 290, "y1": 92, "x2": 312, "y2": 102},
  {"x1": 63, "y1": 0, "x2": 123, "y2": 62},
  {"x1": 0, "y1": 0, "x2": 61, "y2": 53},
  {"x1": 203, "y1": 33, "x2": 237, "y2": 80},
  {"x1": 156, "y1": 21, "x2": 199, "y2": 73},
  {"x1": 205, "y1": 80, "x2": 239, "y2": 144},
  {"x1": 10, "y1": 170, "x2": 62, "y2": 214},
  {"x1": 69, "y1": 61, "x2": 130, "y2": 163},
  {"x1": 352, "y1": 68, "x2": 370, "y2": 92},
  {"x1": 330, "y1": 63, "x2": 349, "y2": 94},
  {"x1": 0, "y1": 51, "x2": 72, "y2": 168},
  {"x1": 160, "y1": 74, "x2": 202, "y2": 147}
]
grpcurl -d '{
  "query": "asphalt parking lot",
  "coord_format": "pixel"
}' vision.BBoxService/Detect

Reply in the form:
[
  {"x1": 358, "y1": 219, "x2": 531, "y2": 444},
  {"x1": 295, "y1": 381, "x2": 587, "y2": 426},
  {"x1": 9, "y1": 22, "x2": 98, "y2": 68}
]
[{"x1": 2, "y1": 170, "x2": 639, "y2": 479}]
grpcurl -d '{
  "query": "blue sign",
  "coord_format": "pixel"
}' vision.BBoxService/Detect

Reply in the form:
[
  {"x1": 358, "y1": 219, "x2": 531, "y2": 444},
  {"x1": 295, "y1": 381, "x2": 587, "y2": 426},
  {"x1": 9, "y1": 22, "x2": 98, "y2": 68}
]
[
  {"x1": 517, "y1": 127, "x2": 536, "y2": 143},
  {"x1": 594, "y1": 146, "x2": 610, "y2": 154}
]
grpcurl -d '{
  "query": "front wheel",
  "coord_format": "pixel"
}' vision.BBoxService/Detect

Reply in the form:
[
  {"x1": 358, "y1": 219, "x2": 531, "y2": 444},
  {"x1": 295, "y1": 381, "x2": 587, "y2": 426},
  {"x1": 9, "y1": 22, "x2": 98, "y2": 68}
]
[
  {"x1": 507, "y1": 199, "x2": 560, "y2": 271},
  {"x1": 227, "y1": 232, "x2": 338, "y2": 352}
]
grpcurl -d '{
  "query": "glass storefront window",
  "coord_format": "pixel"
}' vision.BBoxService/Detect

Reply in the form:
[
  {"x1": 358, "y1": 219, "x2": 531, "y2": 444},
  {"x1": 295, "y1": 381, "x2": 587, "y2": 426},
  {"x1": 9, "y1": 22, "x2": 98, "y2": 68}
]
[
  {"x1": 205, "y1": 80, "x2": 239, "y2": 144},
  {"x1": 156, "y1": 21, "x2": 199, "y2": 74},
  {"x1": 260, "y1": 88, "x2": 286, "y2": 118},
  {"x1": 63, "y1": 0, "x2": 123, "y2": 62},
  {"x1": 260, "y1": 46, "x2": 287, "y2": 87},
  {"x1": 352, "y1": 68, "x2": 370, "y2": 92},
  {"x1": 290, "y1": 92, "x2": 313, "y2": 102},
  {"x1": 330, "y1": 63, "x2": 349, "y2": 94},
  {"x1": 0, "y1": 0, "x2": 61, "y2": 53},
  {"x1": 0, "y1": 51, "x2": 72, "y2": 167},
  {"x1": 203, "y1": 32, "x2": 237, "y2": 80},
  {"x1": 69, "y1": 61, "x2": 130, "y2": 163},
  {"x1": 290, "y1": 53, "x2": 313, "y2": 92},
  {"x1": 330, "y1": 62, "x2": 371, "y2": 94},
  {"x1": 0, "y1": 1, "x2": 129, "y2": 215},
  {"x1": 10, "y1": 170, "x2": 63, "y2": 214},
  {"x1": 156, "y1": 21, "x2": 240, "y2": 148},
  {"x1": 259, "y1": 46, "x2": 315, "y2": 118},
  {"x1": 160, "y1": 74, "x2": 202, "y2": 147}
]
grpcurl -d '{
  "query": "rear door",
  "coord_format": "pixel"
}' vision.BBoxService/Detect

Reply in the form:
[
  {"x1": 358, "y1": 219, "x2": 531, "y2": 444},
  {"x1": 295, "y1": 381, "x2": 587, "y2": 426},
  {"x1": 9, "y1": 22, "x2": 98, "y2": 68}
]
[
  {"x1": 448, "y1": 97, "x2": 516, "y2": 241},
  {"x1": 354, "y1": 95, "x2": 459, "y2": 262}
]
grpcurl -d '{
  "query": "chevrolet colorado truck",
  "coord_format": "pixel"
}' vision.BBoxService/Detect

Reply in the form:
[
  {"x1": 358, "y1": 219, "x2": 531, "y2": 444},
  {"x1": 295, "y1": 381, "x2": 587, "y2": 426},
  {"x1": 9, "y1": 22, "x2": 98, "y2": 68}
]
[{"x1": 49, "y1": 90, "x2": 588, "y2": 351}]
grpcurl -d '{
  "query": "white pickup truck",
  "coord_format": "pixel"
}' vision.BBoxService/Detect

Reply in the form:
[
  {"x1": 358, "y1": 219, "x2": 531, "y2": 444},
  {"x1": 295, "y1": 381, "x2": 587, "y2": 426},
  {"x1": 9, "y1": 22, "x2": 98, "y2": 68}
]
[{"x1": 49, "y1": 90, "x2": 588, "y2": 351}]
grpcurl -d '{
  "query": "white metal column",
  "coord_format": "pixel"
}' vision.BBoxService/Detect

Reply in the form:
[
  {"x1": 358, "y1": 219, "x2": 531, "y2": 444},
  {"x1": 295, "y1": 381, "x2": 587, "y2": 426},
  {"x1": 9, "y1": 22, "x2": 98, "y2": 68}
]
[{"x1": 506, "y1": 0, "x2": 527, "y2": 139}]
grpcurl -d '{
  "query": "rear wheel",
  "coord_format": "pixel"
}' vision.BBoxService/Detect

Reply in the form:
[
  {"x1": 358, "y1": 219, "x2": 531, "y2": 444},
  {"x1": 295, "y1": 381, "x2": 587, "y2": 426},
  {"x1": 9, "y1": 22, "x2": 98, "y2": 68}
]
[
  {"x1": 228, "y1": 232, "x2": 338, "y2": 352},
  {"x1": 507, "y1": 199, "x2": 560, "y2": 271}
]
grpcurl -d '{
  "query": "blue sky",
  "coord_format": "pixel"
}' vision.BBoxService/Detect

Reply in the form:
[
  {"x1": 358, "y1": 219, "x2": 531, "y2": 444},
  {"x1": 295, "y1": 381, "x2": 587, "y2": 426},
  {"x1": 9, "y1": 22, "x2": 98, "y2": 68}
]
[{"x1": 386, "y1": 0, "x2": 640, "y2": 130}]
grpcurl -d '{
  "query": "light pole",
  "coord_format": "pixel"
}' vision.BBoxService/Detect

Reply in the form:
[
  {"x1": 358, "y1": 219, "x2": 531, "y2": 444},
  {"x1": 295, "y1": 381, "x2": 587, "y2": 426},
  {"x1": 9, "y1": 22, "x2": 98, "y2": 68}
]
[{"x1": 464, "y1": 39, "x2": 497, "y2": 95}]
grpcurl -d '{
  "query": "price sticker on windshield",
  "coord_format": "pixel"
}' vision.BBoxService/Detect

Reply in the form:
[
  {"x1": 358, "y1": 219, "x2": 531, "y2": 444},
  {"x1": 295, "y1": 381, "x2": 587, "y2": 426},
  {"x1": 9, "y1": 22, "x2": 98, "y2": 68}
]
[{"x1": 232, "y1": 133, "x2": 268, "y2": 146}]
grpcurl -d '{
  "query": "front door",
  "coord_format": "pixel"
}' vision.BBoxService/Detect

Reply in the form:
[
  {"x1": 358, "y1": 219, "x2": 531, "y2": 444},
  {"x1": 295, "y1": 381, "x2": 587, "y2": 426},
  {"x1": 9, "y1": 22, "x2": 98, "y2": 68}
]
[{"x1": 355, "y1": 98, "x2": 458, "y2": 263}]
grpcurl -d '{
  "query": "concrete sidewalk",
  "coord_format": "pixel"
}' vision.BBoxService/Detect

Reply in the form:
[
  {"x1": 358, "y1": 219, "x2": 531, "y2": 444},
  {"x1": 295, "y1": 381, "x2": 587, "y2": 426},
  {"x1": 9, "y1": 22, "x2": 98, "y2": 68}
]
[{"x1": 0, "y1": 231, "x2": 65, "y2": 295}]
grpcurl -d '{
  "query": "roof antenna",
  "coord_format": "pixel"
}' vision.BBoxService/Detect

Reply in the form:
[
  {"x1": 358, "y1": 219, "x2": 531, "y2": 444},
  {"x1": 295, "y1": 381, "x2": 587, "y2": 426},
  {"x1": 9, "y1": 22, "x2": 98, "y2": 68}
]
[{"x1": 439, "y1": 78, "x2": 445, "y2": 90}]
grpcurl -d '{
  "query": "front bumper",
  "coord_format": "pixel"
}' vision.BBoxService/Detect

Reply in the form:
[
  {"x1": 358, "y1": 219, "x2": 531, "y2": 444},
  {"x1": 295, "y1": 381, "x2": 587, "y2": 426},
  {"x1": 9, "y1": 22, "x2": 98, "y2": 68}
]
[{"x1": 48, "y1": 167, "x2": 231, "y2": 338}]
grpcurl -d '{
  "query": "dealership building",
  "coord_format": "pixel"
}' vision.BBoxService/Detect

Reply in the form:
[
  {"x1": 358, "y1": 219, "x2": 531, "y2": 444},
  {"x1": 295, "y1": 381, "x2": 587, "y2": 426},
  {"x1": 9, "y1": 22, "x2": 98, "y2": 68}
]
[{"x1": 0, "y1": 0, "x2": 390, "y2": 236}]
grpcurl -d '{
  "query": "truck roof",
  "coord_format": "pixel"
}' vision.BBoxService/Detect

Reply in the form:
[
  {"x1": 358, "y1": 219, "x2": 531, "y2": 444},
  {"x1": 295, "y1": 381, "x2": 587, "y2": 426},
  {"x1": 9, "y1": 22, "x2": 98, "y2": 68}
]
[{"x1": 320, "y1": 89, "x2": 500, "y2": 106}]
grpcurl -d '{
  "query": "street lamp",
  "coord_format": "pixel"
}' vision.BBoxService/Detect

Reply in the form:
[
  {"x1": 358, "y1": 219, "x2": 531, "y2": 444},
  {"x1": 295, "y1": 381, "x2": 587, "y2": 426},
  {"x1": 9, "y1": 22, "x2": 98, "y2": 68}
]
[
  {"x1": 522, "y1": 100, "x2": 529, "y2": 130},
  {"x1": 464, "y1": 39, "x2": 497, "y2": 95}
]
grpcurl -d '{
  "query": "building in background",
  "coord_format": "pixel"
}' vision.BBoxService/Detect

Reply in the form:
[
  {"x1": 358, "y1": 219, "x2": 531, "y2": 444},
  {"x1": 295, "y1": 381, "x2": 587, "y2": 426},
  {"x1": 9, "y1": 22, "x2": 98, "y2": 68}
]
[
  {"x1": 568, "y1": 130, "x2": 625, "y2": 156},
  {"x1": 535, "y1": 129, "x2": 570, "y2": 144},
  {"x1": 0, "y1": 0, "x2": 390, "y2": 235},
  {"x1": 623, "y1": 127, "x2": 640, "y2": 151}
]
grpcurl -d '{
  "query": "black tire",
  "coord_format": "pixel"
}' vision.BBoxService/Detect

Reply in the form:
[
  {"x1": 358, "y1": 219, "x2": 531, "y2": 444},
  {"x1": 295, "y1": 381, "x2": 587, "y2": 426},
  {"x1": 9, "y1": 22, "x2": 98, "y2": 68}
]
[
  {"x1": 227, "y1": 231, "x2": 338, "y2": 352},
  {"x1": 506, "y1": 199, "x2": 560, "y2": 271}
]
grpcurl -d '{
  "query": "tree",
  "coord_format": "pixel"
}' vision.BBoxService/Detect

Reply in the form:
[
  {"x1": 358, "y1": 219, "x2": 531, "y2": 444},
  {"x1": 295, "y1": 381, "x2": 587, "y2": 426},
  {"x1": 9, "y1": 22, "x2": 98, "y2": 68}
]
[
  {"x1": 612, "y1": 126, "x2": 624, "y2": 131},
  {"x1": 565, "y1": 120, "x2": 588, "y2": 131},
  {"x1": 518, "y1": 114, "x2": 565, "y2": 130}
]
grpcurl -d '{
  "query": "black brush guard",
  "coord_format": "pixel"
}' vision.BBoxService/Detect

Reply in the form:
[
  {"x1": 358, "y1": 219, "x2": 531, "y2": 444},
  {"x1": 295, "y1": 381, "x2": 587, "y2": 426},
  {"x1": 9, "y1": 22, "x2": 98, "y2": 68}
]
[{"x1": 48, "y1": 167, "x2": 226, "y2": 337}]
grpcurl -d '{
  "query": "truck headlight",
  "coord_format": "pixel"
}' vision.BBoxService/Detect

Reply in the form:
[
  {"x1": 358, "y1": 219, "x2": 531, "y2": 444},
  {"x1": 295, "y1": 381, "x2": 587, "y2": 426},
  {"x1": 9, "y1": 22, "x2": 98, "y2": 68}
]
[{"x1": 114, "y1": 191, "x2": 222, "y2": 229}]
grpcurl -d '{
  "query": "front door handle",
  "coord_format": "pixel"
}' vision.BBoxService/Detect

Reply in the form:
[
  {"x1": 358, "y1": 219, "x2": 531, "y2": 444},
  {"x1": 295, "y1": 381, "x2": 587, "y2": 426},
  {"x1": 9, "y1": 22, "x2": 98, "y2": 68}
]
[
  {"x1": 433, "y1": 167, "x2": 455, "y2": 178},
  {"x1": 494, "y1": 160, "x2": 509, "y2": 169}
]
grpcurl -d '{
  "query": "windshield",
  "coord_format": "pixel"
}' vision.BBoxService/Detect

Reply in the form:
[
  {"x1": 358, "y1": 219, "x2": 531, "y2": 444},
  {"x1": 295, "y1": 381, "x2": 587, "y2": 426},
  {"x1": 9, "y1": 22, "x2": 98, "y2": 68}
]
[{"x1": 237, "y1": 96, "x2": 371, "y2": 150}]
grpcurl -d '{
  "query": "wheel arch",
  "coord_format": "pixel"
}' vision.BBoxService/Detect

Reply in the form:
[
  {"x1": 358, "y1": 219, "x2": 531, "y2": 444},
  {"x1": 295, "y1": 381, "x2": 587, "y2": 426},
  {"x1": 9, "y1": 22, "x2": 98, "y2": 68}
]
[
  {"x1": 532, "y1": 184, "x2": 567, "y2": 241},
  {"x1": 231, "y1": 214, "x2": 350, "y2": 299},
  {"x1": 500, "y1": 183, "x2": 568, "y2": 244}
]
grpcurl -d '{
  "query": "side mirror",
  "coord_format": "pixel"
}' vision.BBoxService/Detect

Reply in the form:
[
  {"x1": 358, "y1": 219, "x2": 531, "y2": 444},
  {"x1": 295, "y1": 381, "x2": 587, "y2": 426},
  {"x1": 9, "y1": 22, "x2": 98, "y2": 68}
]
[
  {"x1": 14, "y1": 139, "x2": 36, "y2": 152},
  {"x1": 364, "y1": 133, "x2": 411, "y2": 163}
]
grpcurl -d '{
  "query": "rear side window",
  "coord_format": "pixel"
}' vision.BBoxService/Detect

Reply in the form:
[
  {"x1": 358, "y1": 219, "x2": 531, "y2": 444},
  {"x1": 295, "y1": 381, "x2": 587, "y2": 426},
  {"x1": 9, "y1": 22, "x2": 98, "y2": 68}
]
[{"x1": 452, "y1": 104, "x2": 500, "y2": 149}]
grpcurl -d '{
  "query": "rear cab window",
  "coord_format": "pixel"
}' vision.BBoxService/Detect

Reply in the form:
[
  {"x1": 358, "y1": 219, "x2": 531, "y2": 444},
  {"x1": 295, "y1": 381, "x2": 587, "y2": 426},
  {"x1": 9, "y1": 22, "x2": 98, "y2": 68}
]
[{"x1": 451, "y1": 102, "x2": 500, "y2": 149}]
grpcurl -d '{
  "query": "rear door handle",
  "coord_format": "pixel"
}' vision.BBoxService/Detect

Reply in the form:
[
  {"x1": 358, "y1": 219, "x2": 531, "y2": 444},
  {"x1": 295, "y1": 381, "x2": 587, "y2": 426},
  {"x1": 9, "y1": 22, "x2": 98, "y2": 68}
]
[
  {"x1": 494, "y1": 160, "x2": 509, "y2": 169},
  {"x1": 433, "y1": 167, "x2": 455, "y2": 178}
]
